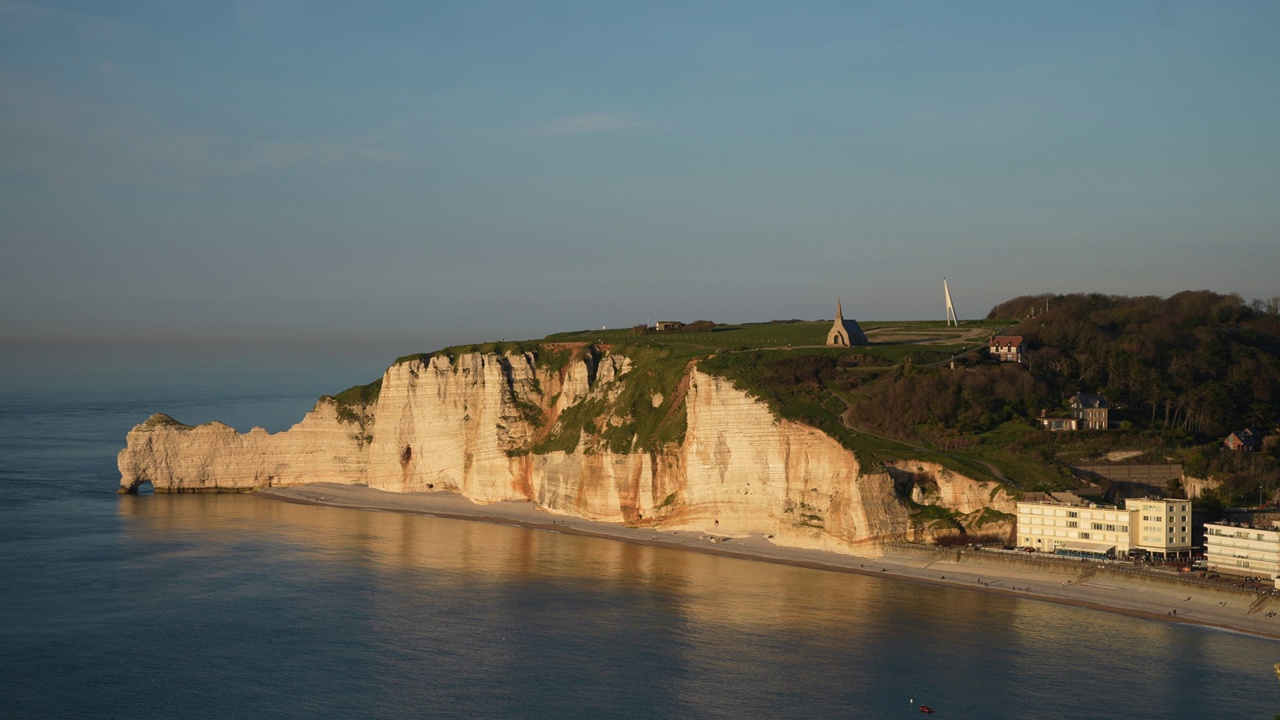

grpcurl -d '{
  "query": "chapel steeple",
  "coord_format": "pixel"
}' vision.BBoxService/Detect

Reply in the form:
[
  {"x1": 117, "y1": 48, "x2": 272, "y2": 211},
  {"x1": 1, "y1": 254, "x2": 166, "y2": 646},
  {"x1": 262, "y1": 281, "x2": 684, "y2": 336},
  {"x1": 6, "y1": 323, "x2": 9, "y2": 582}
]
[{"x1": 826, "y1": 298, "x2": 868, "y2": 347}]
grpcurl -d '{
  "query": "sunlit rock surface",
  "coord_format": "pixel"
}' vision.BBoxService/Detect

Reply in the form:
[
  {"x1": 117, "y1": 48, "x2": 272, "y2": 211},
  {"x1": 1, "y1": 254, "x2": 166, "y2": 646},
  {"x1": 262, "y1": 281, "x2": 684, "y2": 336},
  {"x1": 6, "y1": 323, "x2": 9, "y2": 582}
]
[{"x1": 120, "y1": 351, "x2": 1006, "y2": 556}]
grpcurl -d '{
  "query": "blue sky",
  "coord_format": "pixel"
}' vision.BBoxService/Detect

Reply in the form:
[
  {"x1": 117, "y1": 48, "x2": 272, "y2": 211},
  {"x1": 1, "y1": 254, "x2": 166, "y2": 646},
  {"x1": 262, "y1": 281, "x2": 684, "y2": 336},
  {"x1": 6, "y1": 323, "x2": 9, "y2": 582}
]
[{"x1": 2, "y1": 1, "x2": 1277, "y2": 359}]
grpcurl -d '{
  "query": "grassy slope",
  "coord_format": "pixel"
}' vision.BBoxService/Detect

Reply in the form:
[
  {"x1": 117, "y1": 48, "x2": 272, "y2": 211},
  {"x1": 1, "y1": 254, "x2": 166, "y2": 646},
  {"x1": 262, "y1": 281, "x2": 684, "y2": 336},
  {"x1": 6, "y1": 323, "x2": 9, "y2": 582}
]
[{"x1": 337, "y1": 319, "x2": 1152, "y2": 495}]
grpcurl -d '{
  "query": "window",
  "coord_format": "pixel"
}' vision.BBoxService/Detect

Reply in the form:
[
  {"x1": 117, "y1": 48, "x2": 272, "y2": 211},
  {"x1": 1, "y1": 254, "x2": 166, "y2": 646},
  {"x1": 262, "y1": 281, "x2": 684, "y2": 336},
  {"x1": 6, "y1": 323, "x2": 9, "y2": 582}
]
[
  {"x1": 1080, "y1": 532, "x2": 1091, "y2": 539},
  {"x1": 1067, "y1": 521, "x2": 1078, "y2": 528},
  {"x1": 1106, "y1": 524, "x2": 1116, "y2": 532},
  {"x1": 1068, "y1": 511, "x2": 1078, "y2": 518},
  {"x1": 1092, "y1": 523, "x2": 1103, "y2": 530}
]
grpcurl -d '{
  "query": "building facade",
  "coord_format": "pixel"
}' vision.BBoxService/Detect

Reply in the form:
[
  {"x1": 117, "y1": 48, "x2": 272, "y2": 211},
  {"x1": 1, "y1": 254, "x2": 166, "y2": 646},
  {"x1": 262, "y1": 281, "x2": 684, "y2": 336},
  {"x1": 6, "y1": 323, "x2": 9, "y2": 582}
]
[
  {"x1": 1016, "y1": 501, "x2": 1134, "y2": 556},
  {"x1": 988, "y1": 335, "x2": 1025, "y2": 363},
  {"x1": 1205, "y1": 522, "x2": 1280, "y2": 580},
  {"x1": 1129, "y1": 498, "x2": 1192, "y2": 557},
  {"x1": 1070, "y1": 393, "x2": 1110, "y2": 430},
  {"x1": 1016, "y1": 497, "x2": 1192, "y2": 558},
  {"x1": 1038, "y1": 415, "x2": 1080, "y2": 432}
]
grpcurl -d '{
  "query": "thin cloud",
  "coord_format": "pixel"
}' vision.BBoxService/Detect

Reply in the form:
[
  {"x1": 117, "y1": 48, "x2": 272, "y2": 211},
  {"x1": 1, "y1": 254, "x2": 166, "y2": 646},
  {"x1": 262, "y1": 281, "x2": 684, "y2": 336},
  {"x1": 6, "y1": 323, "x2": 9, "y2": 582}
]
[{"x1": 533, "y1": 112, "x2": 647, "y2": 136}]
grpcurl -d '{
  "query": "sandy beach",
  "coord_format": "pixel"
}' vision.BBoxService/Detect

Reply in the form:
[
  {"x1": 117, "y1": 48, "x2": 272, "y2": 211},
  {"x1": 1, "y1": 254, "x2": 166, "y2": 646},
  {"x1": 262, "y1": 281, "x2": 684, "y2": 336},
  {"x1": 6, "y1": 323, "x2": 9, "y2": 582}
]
[{"x1": 259, "y1": 483, "x2": 1280, "y2": 641}]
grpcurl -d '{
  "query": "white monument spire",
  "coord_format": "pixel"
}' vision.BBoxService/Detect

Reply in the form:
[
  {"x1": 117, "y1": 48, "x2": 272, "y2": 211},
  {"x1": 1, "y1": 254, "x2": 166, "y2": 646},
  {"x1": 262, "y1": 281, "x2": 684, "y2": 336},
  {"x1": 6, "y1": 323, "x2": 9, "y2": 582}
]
[{"x1": 944, "y1": 278, "x2": 958, "y2": 327}]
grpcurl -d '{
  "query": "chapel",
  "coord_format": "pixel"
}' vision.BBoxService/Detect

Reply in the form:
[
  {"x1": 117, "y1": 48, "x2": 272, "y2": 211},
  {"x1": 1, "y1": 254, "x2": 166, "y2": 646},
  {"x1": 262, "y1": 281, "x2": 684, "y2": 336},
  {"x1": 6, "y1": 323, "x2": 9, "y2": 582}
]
[{"x1": 826, "y1": 299, "x2": 868, "y2": 347}]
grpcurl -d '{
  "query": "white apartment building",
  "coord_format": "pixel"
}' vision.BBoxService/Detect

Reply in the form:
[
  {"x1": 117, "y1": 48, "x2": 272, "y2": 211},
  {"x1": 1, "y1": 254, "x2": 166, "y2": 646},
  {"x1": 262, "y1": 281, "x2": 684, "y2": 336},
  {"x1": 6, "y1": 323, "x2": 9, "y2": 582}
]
[
  {"x1": 1129, "y1": 498, "x2": 1192, "y2": 556},
  {"x1": 1016, "y1": 497, "x2": 1193, "y2": 558},
  {"x1": 1017, "y1": 501, "x2": 1134, "y2": 556},
  {"x1": 1204, "y1": 522, "x2": 1280, "y2": 581}
]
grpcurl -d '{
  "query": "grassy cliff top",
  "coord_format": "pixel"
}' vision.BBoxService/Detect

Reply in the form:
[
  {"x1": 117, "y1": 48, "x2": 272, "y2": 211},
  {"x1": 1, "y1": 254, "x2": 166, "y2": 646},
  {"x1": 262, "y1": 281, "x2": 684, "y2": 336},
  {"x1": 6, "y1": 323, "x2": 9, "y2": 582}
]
[
  {"x1": 543, "y1": 318, "x2": 1006, "y2": 357},
  {"x1": 329, "y1": 298, "x2": 1280, "y2": 505},
  {"x1": 338, "y1": 317, "x2": 1019, "y2": 482}
]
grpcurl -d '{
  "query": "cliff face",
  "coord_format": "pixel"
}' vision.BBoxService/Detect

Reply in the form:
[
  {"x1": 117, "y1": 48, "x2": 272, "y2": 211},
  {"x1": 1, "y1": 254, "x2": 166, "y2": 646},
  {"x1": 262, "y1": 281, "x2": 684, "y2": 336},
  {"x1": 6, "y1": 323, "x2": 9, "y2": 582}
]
[
  {"x1": 119, "y1": 349, "x2": 1001, "y2": 555},
  {"x1": 118, "y1": 407, "x2": 369, "y2": 493},
  {"x1": 890, "y1": 460, "x2": 1017, "y2": 544}
]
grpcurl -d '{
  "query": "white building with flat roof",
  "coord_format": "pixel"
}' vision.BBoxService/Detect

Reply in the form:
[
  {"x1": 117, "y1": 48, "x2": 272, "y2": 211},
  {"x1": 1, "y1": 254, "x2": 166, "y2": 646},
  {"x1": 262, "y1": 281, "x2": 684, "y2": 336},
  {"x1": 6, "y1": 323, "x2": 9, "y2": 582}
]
[
  {"x1": 1017, "y1": 501, "x2": 1133, "y2": 557},
  {"x1": 1130, "y1": 498, "x2": 1192, "y2": 557},
  {"x1": 1205, "y1": 522, "x2": 1280, "y2": 581},
  {"x1": 1016, "y1": 497, "x2": 1193, "y2": 558}
]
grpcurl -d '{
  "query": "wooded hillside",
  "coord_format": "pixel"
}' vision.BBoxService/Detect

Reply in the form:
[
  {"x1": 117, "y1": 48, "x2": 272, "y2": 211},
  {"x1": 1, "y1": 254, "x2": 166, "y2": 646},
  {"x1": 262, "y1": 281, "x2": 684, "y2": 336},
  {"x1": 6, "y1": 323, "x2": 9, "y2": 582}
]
[
  {"x1": 989, "y1": 291, "x2": 1280, "y2": 436},
  {"x1": 841, "y1": 291, "x2": 1280, "y2": 502}
]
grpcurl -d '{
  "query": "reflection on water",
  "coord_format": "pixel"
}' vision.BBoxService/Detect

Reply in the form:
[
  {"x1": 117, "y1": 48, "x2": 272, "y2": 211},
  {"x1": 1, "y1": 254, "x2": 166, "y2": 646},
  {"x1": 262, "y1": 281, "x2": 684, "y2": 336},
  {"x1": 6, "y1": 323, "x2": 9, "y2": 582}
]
[
  {"x1": 120, "y1": 493, "x2": 887, "y2": 630},
  {"x1": 120, "y1": 493, "x2": 961, "y2": 636},
  {"x1": 109, "y1": 493, "x2": 1280, "y2": 719}
]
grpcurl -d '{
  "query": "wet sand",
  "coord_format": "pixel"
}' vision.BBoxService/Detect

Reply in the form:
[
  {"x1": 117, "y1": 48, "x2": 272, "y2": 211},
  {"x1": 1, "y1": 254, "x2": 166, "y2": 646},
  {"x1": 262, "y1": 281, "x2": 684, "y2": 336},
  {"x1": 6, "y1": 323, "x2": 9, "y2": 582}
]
[{"x1": 259, "y1": 483, "x2": 1280, "y2": 641}]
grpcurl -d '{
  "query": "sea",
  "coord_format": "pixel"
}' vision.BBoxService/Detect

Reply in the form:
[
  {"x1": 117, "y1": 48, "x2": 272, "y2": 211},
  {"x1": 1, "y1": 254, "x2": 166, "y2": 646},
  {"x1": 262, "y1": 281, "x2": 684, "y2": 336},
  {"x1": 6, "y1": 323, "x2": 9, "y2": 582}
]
[{"x1": 2, "y1": 352, "x2": 1278, "y2": 720}]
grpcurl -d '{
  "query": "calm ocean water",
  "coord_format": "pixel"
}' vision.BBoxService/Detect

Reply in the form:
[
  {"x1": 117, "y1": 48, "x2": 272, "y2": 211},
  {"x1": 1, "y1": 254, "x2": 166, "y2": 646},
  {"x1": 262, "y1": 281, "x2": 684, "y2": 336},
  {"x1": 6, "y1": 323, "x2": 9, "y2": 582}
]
[{"x1": 2, "y1": 354, "x2": 1278, "y2": 719}]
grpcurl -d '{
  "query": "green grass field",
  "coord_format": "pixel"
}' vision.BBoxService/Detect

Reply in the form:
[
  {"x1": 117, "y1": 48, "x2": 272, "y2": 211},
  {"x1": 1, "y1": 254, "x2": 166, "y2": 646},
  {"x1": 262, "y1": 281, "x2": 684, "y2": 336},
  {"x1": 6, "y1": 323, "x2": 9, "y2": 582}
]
[{"x1": 542, "y1": 318, "x2": 1004, "y2": 362}]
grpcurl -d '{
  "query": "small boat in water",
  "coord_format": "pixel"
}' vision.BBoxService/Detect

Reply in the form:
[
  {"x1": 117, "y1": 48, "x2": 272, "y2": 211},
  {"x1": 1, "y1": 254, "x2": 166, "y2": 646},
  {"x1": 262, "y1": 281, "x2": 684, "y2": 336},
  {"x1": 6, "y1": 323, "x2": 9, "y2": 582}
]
[{"x1": 919, "y1": 706, "x2": 935, "y2": 714}]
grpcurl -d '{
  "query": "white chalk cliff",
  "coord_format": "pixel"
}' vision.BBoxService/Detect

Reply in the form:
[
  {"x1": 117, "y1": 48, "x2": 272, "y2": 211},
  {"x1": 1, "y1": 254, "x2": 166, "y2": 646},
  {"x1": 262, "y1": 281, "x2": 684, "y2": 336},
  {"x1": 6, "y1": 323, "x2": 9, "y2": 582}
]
[{"x1": 119, "y1": 349, "x2": 1014, "y2": 555}]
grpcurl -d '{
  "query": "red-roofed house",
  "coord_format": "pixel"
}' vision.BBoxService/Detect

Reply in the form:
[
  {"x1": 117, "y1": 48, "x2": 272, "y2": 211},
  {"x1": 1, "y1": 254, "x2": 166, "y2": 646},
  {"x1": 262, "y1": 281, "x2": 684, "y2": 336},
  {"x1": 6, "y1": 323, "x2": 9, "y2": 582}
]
[{"x1": 989, "y1": 335, "x2": 1025, "y2": 363}]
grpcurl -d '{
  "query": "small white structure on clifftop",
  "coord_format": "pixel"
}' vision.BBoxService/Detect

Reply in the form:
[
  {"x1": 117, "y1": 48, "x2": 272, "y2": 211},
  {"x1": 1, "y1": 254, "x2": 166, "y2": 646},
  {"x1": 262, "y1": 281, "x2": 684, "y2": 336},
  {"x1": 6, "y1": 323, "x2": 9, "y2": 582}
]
[{"x1": 826, "y1": 299, "x2": 869, "y2": 347}]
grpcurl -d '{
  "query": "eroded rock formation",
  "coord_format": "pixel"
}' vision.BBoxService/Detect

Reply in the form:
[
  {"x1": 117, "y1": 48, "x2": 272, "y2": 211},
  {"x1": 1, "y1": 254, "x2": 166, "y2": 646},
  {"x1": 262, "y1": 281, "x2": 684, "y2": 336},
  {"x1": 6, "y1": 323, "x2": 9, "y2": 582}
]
[{"x1": 118, "y1": 348, "x2": 1007, "y2": 556}]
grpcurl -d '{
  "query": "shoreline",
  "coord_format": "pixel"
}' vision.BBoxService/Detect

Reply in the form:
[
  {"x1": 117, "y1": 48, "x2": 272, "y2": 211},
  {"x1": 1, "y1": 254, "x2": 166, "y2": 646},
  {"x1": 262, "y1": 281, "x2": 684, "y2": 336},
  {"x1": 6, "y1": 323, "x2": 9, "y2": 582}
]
[{"x1": 258, "y1": 483, "x2": 1280, "y2": 642}]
